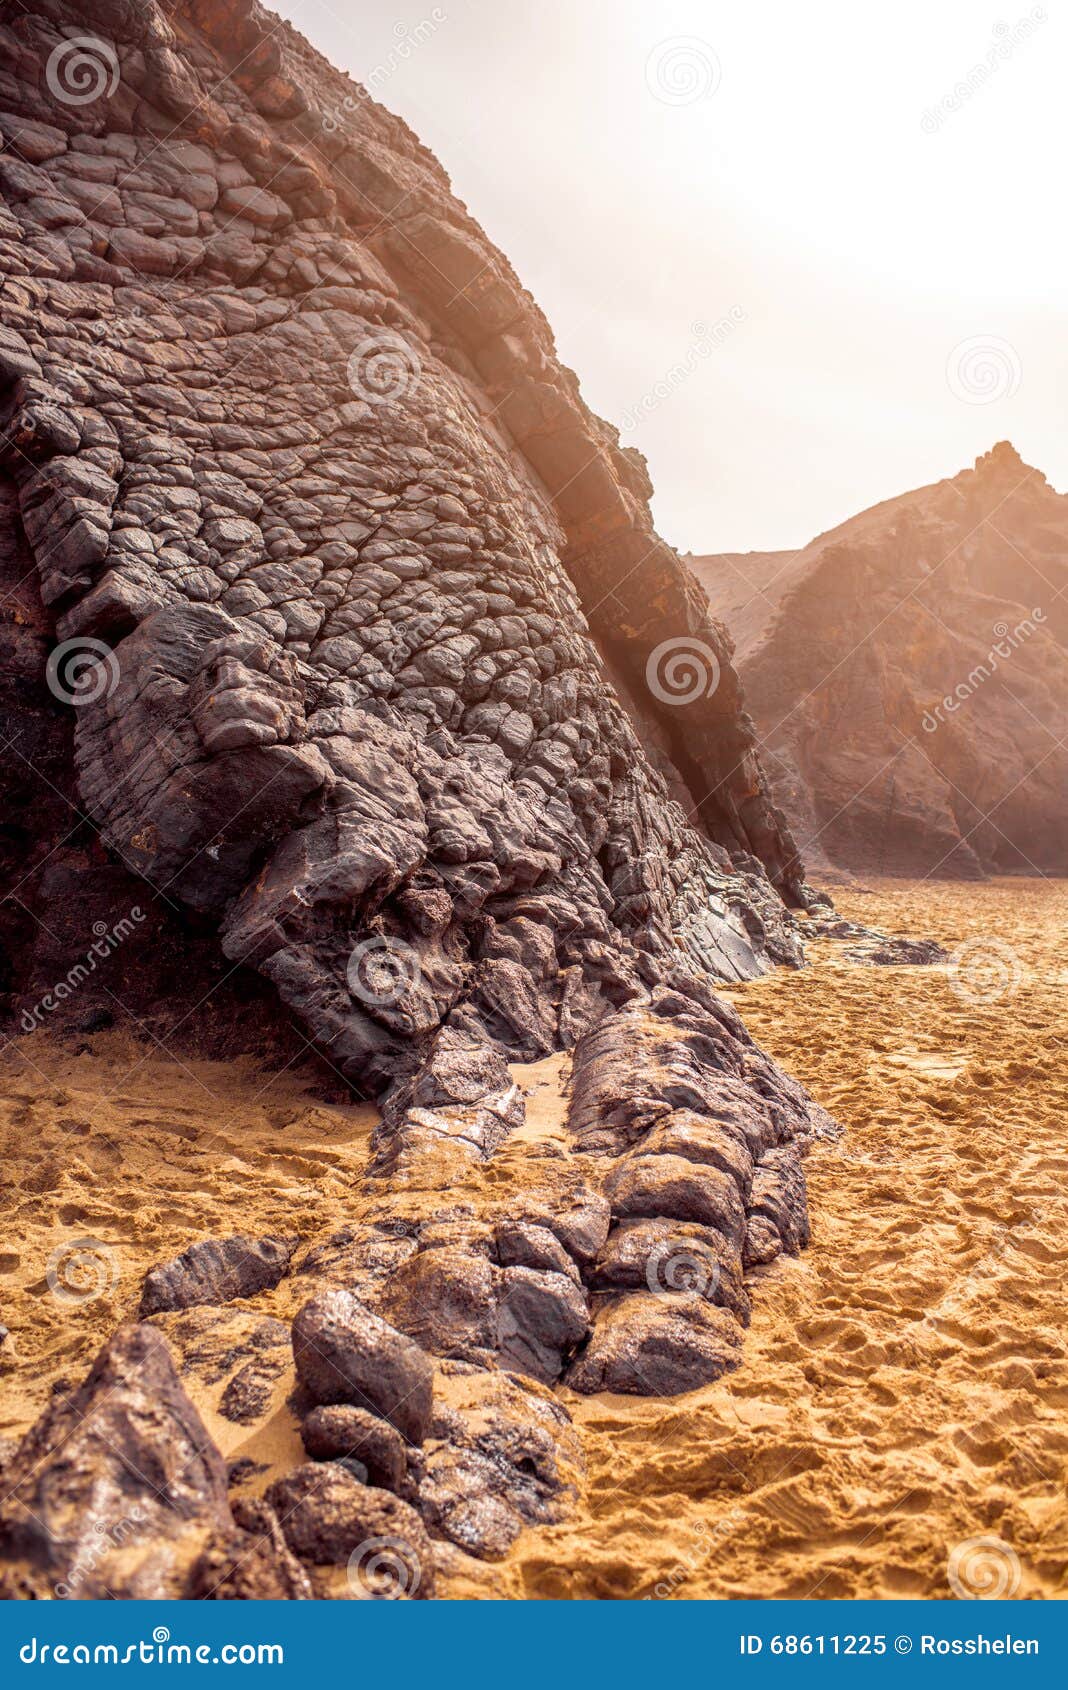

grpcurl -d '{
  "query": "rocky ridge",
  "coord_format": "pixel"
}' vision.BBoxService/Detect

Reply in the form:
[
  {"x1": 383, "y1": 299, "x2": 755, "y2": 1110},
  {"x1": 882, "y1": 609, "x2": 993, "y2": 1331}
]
[
  {"x1": 689, "y1": 442, "x2": 1068, "y2": 878},
  {"x1": 0, "y1": 0, "x2": 835, "y2": 1599}
]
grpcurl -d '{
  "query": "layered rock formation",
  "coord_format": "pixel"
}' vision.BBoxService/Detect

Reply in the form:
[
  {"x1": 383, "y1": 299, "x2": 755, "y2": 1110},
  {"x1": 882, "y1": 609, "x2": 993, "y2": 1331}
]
[
  {"x1": 689, "y1": 443, "x2": 1068, "y2": 878},
  {"x1": 0, "y1": 0, "x2": 834, "y2": 1599}
]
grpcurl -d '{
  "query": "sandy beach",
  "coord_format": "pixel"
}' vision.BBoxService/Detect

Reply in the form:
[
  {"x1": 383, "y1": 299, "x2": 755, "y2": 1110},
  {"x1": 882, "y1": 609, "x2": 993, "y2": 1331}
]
[{"x1": 2, "y1": 879, "x2": 1065, "y2": 1600}]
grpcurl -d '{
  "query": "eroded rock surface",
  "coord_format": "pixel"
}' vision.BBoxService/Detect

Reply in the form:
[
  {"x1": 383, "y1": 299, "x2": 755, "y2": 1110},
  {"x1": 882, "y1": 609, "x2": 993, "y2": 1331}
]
[
  {"x1": 140, "y1": 1232, "x2": 297, "y2": 1315},
  {"x1": 0, "y1": 0, "x2": 812, "y2": 1134},
  {"x1": 563, "y1": 1002, "x2": 834, "y2": 1395},
  {"x1": 0, "y1": 1323, "x2": 235, "y2": 1597}
]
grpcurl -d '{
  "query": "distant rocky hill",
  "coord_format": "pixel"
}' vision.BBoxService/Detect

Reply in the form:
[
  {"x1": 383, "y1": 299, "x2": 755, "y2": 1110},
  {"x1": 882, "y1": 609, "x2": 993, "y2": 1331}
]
[
  {"x1": 689, "y1": 443, "x2": 1068, "y2": 877},
  {"x1": 0, "y1": 0, "x2": 833, "y2": 1600}
]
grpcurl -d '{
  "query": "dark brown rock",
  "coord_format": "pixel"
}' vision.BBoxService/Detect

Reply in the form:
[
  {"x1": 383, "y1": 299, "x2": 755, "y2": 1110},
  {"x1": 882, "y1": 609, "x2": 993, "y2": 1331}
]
[
  {"x1": 0, "y1": 1323, "x2": 231, "y2": 1597},
  {"x1": 189, "y1": 1498, "x2": 313, "y2": 1600},
  {"x1": 744, "y1": 1145, "x2": 810, "y2": 1265},
  {"x1": 495, "y1": 1220, "x2": 581, "y2": 1283},
  {"x1": 588, "y1": 1216, "x2": 750, "y2": 1327},
  {"x1": 419, "y1": 1364, "x2": 583, "y2": 1560},
  {"x1": 139, "y1": 1233, "x2": 297, "y2": 1315},
  {"x1": 496, "y1": 1265, "x2": 590, "y2": 1382},
  {"x1": 266, "y1": 1464, "x2": 433, "y2": 1596},
  {"x1": 291, "y1": 1289, "x2": 434, "y2": 1445},
  {"x1": 606, "y1": 1153, "x2": 747, "y2": 1247},
  {"x1": 641, "y1": 1109, "x2": 754, "y2": 1192},
  {"x1": 566, "y1": 1293, "x2": 744, "y2": 1396},
  {"x1": 377, "y1": 1245, "x2": 498, "y2": 1363},
  {"x1": 300, "y1": 1405, "x2": 409, "y2": 1492}
]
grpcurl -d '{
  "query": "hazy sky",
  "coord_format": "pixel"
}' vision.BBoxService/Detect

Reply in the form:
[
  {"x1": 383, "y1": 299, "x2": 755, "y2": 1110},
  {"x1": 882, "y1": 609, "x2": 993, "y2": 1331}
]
[{"x1": 277, "y1": 0, "x2": 1066, "y2": 551}]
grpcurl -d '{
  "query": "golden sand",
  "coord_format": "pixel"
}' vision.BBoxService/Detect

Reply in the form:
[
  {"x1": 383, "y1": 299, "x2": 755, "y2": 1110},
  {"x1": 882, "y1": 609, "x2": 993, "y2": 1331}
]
[{"x1": 2, "y1": 880, "x2": 1066, "y2": 1599}]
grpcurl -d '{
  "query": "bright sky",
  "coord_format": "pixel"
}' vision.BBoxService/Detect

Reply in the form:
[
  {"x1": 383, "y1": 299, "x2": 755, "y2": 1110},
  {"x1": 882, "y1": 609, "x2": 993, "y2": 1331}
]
[{"x1": 277, "y1": 0, "x2": 1066, "y2": 551}]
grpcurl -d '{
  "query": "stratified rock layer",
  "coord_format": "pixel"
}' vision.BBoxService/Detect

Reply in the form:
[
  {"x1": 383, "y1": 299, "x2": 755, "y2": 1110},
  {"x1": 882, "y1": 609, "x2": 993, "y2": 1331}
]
[{"x1": 690, "y1": 443, "x2": 1068, "y2": 878}]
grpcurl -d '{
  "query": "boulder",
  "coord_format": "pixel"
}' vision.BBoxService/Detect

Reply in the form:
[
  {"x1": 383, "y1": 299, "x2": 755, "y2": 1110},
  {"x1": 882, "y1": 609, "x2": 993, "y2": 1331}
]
[
  {"x1": 139, "y1": 1233, "x2": 297, "y2": 1315},
  {"x1": 189, "y1": 1499, "x2": 313, "y2": 1600},
  {"x1": 0, "y1": 1324, "x2": 231, "y2": 1597},
  {"x1": 266, "y1": 1465, "x2": 433, "y2": 1596},
  {"x1": 291, "y1": 1289, "x2": 434, "y2": 1445},
  {"x1": 605, "y1": 1152, "x2": 746, "y2": 1247},
  {"x1": 496, "y1": 1265, "x2": 589, "y2": 1382},
  {"x1": 420, "y1": 1364, "x2": 583, "y2": 1560},
  {"x1": 744, "y1": 1145, "x2": 810, "y2": 1265},
  {"x1": 566, "y1": 1293, "x2": 744, "y2": 1396},
  {"x1": 300, "y1": 1405, "x2": 409, "y2": 1493},
  {"x1": 589, "y1": 1216, "x2": 750, "y2": 1326}
]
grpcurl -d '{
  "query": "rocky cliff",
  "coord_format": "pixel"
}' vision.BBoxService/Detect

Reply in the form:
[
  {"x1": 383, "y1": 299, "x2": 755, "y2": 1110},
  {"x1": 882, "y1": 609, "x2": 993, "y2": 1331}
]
[
  {"x1": 0, "y1": 0, "x2": 833, "y2": 1599},
  {"x1": 690, "y1": 443, "x2": 1068, "y2": 878}
]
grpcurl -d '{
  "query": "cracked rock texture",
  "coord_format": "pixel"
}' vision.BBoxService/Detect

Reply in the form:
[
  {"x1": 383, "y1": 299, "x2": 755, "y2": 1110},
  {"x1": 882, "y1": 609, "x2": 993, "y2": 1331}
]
[
  {"x1": 0, "y1": 0, "x2": 812, "y2": 1120},
  {"x1": 690, "y1": 442, "x2": 1068, "y2": 879},
  {"x1": 0, "y1": 0, "x2": 838, "y2": 1601}
]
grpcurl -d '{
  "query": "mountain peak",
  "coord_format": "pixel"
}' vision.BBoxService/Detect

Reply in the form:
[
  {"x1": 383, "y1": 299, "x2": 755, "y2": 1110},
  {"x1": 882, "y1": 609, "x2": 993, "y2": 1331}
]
[{"x1": 972, "y1": 440, "x2": 1042, "y2": 483}]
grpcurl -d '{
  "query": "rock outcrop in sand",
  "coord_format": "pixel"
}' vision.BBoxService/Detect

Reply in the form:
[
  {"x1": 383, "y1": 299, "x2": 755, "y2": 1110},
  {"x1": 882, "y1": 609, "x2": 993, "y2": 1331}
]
[
  {"x1": 0, "y1": 0, "x2": 834, "y2": 1598},
  {"x1": 689, "y1": 443, "x2": 1068, "y2": 878}
]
